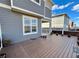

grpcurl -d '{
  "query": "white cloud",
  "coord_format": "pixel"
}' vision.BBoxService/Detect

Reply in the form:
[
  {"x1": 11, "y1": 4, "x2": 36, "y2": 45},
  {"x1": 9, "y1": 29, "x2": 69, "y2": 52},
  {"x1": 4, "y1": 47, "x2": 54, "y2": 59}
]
[
  {"x1": 52, "y1": 2, "x2": 74, "y2": 10},
  {"x1": 72, "y1": 4, "x2": 79, "y2": 12},
  {"x1": 58, "y1": 5, "x2": 65, "y2": 9},
  {"x1": 52, "y1": 5, "x2": 58, "y2": 10},
  {"x1": 65, "y1": 2, "x2": 74, "y2": 7},
  {"x1": 77, "y1": 17, "x2": 79, "y2": 18}
]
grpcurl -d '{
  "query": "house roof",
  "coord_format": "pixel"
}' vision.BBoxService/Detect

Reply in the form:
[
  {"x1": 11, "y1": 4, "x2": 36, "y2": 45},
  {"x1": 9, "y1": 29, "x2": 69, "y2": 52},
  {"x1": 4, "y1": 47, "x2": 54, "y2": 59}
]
[{"x1": 52, "y1": 14, "x2": 70, "y2": 19}]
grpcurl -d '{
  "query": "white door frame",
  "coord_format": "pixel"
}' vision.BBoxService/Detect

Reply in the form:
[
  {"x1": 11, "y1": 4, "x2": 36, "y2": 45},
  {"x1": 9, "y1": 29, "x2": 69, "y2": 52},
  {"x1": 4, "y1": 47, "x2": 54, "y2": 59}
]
[
  {"x1": 41, "y1": 19, "x2": 50, "y2": 35},
  {"x1": 41, "y1": 19, "x2": 43, "y2": 35},
  {"x1": 0, "y1": 24, "x2": 2, "y2": 50}
]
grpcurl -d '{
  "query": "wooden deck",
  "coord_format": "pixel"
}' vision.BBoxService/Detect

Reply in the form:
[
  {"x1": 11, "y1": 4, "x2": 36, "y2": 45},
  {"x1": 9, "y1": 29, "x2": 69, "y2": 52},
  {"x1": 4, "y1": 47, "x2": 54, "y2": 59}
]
[{"x1": 2, "y1": 34, "x2": 77, "y2": 58}]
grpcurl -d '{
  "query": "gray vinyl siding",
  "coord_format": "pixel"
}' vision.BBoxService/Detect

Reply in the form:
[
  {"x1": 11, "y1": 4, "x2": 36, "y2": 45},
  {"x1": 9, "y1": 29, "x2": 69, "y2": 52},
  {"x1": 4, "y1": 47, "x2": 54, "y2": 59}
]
[
  {"x1": 0, "y1": 8, "x2": 41, "y2": 43},
  {"x1": 0, "y1": 0, "x2": 11, "y2": 5},
  {"x1": 45, "y1": 7, "x2": 51, "y2": 18},
  {"x1": 12, "y1": 0, "x2": 44, "y2": 16},
  {"x1": 0, "y1": 0, "x2": 52, "y2": 19}
]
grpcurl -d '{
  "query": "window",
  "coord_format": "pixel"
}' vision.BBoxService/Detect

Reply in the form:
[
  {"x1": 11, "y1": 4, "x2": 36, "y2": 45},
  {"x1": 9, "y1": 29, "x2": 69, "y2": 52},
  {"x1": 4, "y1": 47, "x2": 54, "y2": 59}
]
[
  {"x1": 24, "y1": 19, "x2": 31, "y2": 33},
  {"x1": 23, "y1": 16, "x2": 38, "y2": 35},
  {"x1": 35, "y1": 0, "x2": 40, "y2": 3},
  {"x1": 32, "y1": 19, "x2": 37, "y2": 32},
  {"x1": 31, "y1": 0, "x2": 41, "y2": 6}
]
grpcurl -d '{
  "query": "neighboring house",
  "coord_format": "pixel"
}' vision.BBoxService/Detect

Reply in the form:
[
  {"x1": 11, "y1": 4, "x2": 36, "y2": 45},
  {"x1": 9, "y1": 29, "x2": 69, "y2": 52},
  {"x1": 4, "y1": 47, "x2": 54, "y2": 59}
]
[
  {"x1": 51, "y1": 14, "x2": 75, "y2": 34},
  {"x1": 0, "y1": 0, "x2": 53, "y2": 43},
  {"x1": 68, "y1": 20, "x2": 76, "y2": 31}
]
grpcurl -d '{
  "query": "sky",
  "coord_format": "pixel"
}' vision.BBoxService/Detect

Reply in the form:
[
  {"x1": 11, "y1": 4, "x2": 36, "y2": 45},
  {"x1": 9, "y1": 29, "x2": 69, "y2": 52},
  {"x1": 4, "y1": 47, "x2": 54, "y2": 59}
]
[{"x1": 52, "y1": 0, "x2": 79, "y2": 27}]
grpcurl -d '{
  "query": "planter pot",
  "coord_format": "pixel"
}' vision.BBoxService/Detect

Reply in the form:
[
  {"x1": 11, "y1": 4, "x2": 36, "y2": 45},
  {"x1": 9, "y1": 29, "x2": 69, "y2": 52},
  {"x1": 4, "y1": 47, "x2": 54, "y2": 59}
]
[
  {"x1": 50, "y1": 32, "x2": 54, "y2": 35},
  {"x1": 77, "y1": 37, "x2": 79, "y2": 40},
  {"x1": 68, "y1": 35, "x2": 71, "y2": 38},
  {"x1": 61, "y1": 34, "x2": 64, "y2": 36},
  {"x1": 0, "y1": 53, "x2": 6, "y2": 58},
  {"x1": 56, "y1": 33, "x2": 58, "y2": 36},
  {"x1": 77, "y1": 55, "x2": 79, "y2": 58}
]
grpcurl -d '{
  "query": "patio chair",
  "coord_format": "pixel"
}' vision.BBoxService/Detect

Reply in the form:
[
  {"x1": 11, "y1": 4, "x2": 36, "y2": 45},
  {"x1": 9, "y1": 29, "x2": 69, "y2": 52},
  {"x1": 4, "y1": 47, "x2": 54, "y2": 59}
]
[{"x1": 67, "y1": 35, "x2": 71, "y2": 38}]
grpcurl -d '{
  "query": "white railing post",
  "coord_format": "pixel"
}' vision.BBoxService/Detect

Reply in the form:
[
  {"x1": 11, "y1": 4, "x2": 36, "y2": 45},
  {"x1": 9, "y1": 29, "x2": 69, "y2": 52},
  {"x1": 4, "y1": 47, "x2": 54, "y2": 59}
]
[
  {"x1": 62, "y1": 28, "x2": 64, "y2": 35},
  {"x1": 0, "y1": 24, "x2": 2, "y2": 50}
]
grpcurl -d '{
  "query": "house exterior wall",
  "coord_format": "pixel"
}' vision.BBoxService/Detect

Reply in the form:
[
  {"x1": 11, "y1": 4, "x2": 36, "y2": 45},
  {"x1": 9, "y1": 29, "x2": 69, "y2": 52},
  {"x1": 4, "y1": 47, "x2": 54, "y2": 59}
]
[
  {"x1": 51, "y1": 16, "x2": 64, "y2": 28},
  {"x1": 12, "y1": 0, "x2": 44, "y2": 17},
  {"x1": 0, "y1": 0, "x2": 10, "y2": 5},
  {"x1": 12, "y1": 0, "x2": 52, "y2": 19},
  {"x1": 0, "y1": 0, "x2": 52, "y2": 19},
  {"x1": 0, "y1": 8, "x2": 41, "y2": 43},
  {"x1": 44, "y1": 0, "x2": 52, "y2": 10},
  {"x1": 0, "y1": 0, "x2": 53, "y2": 43},
  {"x1": 45, "y1": 7, "x2": 51, "y2": 18},
  {"x1": 63, "y1": 16, "x2": 69, "y2": 31}
]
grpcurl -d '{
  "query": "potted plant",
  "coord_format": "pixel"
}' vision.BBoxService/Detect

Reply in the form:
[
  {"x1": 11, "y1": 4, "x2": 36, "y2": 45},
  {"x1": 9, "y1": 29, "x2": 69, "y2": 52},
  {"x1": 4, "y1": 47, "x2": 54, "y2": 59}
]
[
  {"x1": 50, "y1": 32, "x2": 54, "y2": 35},
  {"x1": 2, "y1": 39, "x2": 12, "y2": 47}
]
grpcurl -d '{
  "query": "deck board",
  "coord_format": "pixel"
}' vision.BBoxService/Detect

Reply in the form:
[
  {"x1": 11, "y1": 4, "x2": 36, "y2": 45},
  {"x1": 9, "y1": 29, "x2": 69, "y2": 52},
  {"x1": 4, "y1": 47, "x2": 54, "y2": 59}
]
[
  {"x1": 56, "y1": 38, "x2": 70, "y2": 58},
  {"x1": 2, "y1": 34, "x2": 77, "y2": 58},
  {"x1": 71, "y1": 37, "x2": 77, "y2": 58},
  {"x1": 67, "y1": 38, "x2": 74, "y2": 58},
  {"x1": 59, "y1": 38, "x2": 73, "y2": 58}
]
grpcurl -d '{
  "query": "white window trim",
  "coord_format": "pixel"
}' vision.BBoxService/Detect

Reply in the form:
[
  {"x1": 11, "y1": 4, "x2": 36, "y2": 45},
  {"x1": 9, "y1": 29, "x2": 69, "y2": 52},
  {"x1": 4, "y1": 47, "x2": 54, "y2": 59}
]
[
  {"x1": 23, "y1": 15, "x2": 38, "y2": 35},
  {"x1": 31, "y1": 0, "x2": 41, "y2": 6}
]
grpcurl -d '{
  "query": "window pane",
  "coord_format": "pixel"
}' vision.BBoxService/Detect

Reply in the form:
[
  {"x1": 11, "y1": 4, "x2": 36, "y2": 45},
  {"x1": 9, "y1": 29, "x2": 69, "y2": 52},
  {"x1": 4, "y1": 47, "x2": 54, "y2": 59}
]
[
  {"x1": 32, "y1": 19, "x2": 37, "y2": 25},
  {"x1": 35, "y1": 0, "x2": 39, "y2": 3},
  {"x1": 24, "y1": 26, "x2": 30, "y2": 33},
  {"x1": 24, "y1": 18, "x2": 30, "y2": 25},
  {"x1": 32, "y1": 26, "x2": 36, "y2": 32}
]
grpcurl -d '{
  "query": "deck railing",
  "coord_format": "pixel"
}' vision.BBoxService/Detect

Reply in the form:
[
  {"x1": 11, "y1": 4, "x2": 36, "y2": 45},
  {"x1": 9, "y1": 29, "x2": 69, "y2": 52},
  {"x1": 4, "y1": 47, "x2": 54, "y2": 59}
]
[{"x1": 42, "y1": 28, "x2": 49, "y2": 34}]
